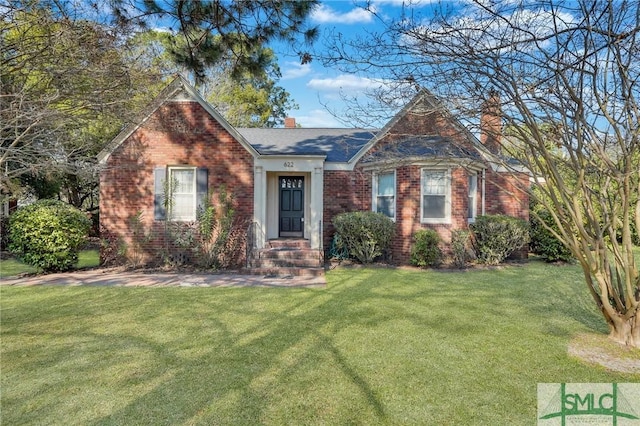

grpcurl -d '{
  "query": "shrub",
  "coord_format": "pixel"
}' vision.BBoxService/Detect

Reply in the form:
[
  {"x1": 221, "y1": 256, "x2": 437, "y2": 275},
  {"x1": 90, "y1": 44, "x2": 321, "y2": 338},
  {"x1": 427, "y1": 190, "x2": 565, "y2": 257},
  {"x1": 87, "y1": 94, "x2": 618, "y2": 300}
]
[
  {"x1": 163, "y1": 222, "x2": 197, "y2": 267},
  {"x1": 126, "y1": 211, "x2": 154, "y2": 267},
  {"x1": 196, "y1": 187, "x2": 246, "y2": 269},
  {"x1": 470, "y1": 215, "x2": 529, "y2": 265},
  {"x1": 530, "y1": 209, "x2": 574, "y2": 262},
  {"x1": 8, "y1": 200, "x2": 91, "y2": 272},
  {"x1": 99, "y1": 226, "x2": 125, "y2": 266},
  {"x1": 333, "y1": 211, "x2": 395, "y2": 264},
  {"x1": 329, "y1": 234, "x2": 349, "y2": 260},
  {"x1": 450, "y1": 229, "x2": 471, "y2": 268},
  {"x1": 0, "y1": 215, "x2": 9, "y2": 251},
  {"x1": 410, "y1": 229, "x2": 442, "y2": 267}
]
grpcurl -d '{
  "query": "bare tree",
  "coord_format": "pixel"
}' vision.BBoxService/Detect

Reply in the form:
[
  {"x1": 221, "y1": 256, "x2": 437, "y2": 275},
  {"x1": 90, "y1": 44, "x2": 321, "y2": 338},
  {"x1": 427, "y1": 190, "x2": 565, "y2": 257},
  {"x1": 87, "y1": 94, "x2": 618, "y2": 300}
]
[
  {"x1": 1, "y1": 2, "x2": 155, "y2": 208},
  {"x1": 323, "y1": 0, "x2": 640, "y2": 347}
]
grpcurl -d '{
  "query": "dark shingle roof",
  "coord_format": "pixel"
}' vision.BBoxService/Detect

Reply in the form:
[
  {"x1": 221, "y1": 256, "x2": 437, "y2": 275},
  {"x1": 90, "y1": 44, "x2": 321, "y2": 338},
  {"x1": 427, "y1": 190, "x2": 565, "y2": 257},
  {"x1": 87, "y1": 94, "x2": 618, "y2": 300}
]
[
  {"x1": 236, "y1": 128, "x2": 377, "y2": 163},
  {"x1": 361, "y1": 135, "x2": 483, "y2": 163}
]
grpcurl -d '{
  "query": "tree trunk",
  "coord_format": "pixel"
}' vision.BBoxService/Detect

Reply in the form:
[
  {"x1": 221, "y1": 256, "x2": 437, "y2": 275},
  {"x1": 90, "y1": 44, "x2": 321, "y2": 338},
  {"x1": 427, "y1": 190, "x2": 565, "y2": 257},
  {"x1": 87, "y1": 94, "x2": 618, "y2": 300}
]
[{"x1": 607, "y1": 310, "x2": 640, "y2": 348}]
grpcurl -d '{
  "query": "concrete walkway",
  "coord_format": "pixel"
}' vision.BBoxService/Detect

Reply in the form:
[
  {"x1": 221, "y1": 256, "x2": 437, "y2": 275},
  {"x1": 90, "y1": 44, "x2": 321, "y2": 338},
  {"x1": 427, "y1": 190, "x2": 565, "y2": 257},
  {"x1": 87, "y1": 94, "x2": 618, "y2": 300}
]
[{"x1": 0, "y1": 268, "x2": 326, "y2": 288}]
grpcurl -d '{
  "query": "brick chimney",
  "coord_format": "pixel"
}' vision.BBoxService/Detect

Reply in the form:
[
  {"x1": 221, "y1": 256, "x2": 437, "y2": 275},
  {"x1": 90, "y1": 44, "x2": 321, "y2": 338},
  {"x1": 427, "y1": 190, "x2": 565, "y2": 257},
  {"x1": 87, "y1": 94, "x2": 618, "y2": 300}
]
[
  {"x1": 284, "y1": 117, "x2": 296, "y2": 128},
  {"x1": 480, "y1": 91, "x2": 502, "y2": 154}
]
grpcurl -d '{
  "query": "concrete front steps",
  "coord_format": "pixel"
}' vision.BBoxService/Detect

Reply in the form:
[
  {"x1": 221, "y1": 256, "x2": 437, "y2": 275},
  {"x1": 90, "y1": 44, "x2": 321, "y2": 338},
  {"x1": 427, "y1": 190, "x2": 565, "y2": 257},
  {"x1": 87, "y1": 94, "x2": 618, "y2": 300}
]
[{"x1": 247, "y1": 239, "x2": 324, "y2": 277}]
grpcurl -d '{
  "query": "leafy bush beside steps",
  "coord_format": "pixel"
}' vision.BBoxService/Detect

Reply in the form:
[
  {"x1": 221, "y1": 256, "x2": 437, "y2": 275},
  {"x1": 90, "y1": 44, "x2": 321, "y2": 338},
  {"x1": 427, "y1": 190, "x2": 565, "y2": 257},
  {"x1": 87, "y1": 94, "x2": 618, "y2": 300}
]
[{"x1": 333, "y1": 211, "x2": 395, "y2": 264}]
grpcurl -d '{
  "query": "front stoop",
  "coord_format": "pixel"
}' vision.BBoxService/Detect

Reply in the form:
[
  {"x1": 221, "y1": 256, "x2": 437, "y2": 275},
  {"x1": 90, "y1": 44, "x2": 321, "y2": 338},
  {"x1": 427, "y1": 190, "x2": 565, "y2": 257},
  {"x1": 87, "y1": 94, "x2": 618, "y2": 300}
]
[{"x1": 247, "y1": 239, "x2": 325, "y2": 277}]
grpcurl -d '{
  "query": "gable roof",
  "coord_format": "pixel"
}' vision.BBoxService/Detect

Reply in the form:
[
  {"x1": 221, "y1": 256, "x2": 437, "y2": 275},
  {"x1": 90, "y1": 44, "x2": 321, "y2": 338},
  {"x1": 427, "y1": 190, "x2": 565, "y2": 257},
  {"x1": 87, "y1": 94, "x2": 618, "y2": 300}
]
[
  {"x1": 360, "y1": 135, "x2": 483, "y2": 165},
  {"x1": 350, "y1": 88, "x2": 490, "y2": 166},
  {"x1": 98, "y1": 75, "x2": 259, "y2": 164},
  {"x1": 237, "y1": 128, "x2": 376, "y2": 162},
  {"x1": 98, "y1": 77, "x2": 499, "y2": 168}
]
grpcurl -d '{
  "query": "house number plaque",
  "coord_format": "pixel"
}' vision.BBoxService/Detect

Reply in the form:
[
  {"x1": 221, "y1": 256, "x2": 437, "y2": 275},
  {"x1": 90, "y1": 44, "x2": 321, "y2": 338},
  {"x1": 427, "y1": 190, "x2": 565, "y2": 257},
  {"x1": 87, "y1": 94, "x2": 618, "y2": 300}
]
[{"x1": 284, "y1": 161, "x2": 294, "y2": 168}]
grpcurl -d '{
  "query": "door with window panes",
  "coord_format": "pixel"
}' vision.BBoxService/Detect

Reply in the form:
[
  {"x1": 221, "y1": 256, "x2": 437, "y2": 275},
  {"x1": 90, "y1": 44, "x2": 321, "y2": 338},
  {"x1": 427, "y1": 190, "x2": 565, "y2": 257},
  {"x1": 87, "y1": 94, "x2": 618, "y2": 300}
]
[{"x1": 279, "y1": 177, "x2": 304, "y2": 237}]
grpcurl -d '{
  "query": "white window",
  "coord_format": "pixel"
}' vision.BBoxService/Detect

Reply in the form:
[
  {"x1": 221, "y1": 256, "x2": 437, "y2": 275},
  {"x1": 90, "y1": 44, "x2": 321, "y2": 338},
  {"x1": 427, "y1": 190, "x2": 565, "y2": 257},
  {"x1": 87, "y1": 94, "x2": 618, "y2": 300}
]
[
  {"x1": 169, "y1": 167, "x2": 197, "y2": 221},
  {"x1": 421, "y1": 169, "x2": 451, "y2": 223},
  {"x1": 468, "y1": 173, "x2": 478, "y2": 222},
  {"x1": 373, "y1": 171, "x2": 395, "y2": 220}
]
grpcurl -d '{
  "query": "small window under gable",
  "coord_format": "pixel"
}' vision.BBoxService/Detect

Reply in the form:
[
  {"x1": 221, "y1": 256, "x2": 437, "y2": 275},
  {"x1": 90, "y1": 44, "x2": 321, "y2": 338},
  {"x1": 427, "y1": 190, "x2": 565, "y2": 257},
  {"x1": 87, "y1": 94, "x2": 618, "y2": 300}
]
[
  {"x1": 421, "y1": 168, "x2": 451, "y2": 224},
  {"x1": 373, "y1": 171, "x2": 396, "y2": 220}
]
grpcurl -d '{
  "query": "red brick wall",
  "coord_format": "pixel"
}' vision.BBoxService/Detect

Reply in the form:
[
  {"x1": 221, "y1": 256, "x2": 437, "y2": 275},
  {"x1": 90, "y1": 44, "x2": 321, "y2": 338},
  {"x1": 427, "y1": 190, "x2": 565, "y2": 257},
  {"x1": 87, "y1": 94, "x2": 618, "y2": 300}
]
[
  {"x1": 322, "y1": 170, "x2": 369, "y2": 249},
  {"x1": 323, "y1": 164, "x2": 480, "y2": 264},
  {"x1": 362, "y1": 165, "x2": 478, "y2": 264},
  {"x1": 484, "y1": 169, "x2": 530, "y2": 259},
  {"x1": 484, "y1": 169, "x2": 529, "y2": 221},
  {"x1": 333, "y1": 165, "x2": 530, "y2": 264},
  {"x1": 100, "y1": 101, "x2": 254, "y2": 265},
  {"x1": 334, "y1": 92, "x2": 531, "y2": 264}
]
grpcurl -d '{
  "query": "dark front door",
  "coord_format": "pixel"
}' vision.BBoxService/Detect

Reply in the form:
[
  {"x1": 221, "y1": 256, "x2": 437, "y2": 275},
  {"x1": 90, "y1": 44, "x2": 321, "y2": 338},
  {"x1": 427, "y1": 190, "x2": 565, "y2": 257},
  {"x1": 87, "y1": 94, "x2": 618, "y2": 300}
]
[{"x1": 279, "y1": 176, "x2": 304, "y2": 238}]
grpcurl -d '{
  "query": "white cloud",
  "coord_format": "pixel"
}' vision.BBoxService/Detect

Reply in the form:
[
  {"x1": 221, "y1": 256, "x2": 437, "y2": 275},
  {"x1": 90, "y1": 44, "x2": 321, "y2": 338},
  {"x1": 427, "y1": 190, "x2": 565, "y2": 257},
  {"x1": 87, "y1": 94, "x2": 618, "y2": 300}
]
[
  {"x1": 307, "y1": 74, "x2": 386, "y2": 94},
  {"x1": 311, "y1": 4, "x2": 375, "y2": 24},
  {"x1": 281, "y1": 62, "x2": 312, "y2": 80},
  {"x1": 295, "y1": 109, "x2": 345, "y2": 128},
  {"x1": 406, "y1": 5, "x2": 577, "y2": 53}
]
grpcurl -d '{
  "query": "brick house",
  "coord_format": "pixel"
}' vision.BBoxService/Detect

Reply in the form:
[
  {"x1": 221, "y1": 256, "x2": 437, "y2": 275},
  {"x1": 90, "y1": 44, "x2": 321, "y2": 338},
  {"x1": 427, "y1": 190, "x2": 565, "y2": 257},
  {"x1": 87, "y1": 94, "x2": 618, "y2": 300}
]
[{"x1": 99, "y1": 76, "x2": 529, "y2": 269}]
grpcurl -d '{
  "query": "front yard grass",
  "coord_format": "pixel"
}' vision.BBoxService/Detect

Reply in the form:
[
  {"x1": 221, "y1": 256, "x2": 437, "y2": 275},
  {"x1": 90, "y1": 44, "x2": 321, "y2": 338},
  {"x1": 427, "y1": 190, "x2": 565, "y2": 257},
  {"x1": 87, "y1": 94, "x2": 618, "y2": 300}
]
[{"x1": 1, "y1": 261, "x2": 638, "y2": 424}]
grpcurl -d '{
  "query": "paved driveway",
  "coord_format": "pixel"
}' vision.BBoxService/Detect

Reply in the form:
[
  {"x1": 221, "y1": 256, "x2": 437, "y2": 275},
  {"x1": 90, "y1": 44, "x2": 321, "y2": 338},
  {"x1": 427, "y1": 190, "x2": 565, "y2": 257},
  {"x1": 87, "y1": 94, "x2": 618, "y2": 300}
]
[{"x1": 0, "y1": 268, "x2": 326, "y2": 288}]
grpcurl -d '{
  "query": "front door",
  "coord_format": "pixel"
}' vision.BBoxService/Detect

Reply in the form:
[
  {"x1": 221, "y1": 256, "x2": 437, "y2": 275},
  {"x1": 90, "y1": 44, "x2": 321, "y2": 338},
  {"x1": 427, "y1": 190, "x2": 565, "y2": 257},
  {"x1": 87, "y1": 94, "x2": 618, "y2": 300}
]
[{"x1": 279, "y1": 176, "x2": 304, "y2": 238}]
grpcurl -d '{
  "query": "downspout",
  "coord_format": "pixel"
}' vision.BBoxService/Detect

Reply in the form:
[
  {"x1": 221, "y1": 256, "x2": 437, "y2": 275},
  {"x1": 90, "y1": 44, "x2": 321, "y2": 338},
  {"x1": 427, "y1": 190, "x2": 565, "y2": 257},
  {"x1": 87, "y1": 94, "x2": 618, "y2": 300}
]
[{"x1": 482, "y1": 168, "x2": 486, "y2": 216}]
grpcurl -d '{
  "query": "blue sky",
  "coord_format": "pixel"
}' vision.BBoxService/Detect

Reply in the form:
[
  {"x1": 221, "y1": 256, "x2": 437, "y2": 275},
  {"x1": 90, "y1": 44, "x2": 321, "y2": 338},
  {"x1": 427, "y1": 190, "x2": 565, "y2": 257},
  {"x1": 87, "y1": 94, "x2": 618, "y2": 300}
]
[{"x1": 273, "y1": 1, "x2": 441, "y2": 128}]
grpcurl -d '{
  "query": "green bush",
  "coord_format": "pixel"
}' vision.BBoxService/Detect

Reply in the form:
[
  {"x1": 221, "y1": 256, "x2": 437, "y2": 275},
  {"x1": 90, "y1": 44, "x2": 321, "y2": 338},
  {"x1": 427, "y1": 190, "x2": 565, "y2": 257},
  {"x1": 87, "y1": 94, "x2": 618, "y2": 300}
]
[
  {"x1": 410, "y1": 229, "x2": 442, "y2": 268},
  {"x1": 333, "y1": 211, "x2": 395, "y2": 264},
  {"x1": 329, "y1": 234, "x2": 349, "y2": 260},
  {"x1": 530, "y1": 209, "x2": 574, "y2": 262},
  {"x1": 470, "y1": 215, "x2": 529, "y2": 265},
  {"x1": 196, "y1": 186, "x2": 246, "y2": 269},
  {"x1": 8, "y1": 200, "x2": 91, "y2": 272},
  {"x1": 450, "y1": 229, "x2": 471, "y2": 268}
]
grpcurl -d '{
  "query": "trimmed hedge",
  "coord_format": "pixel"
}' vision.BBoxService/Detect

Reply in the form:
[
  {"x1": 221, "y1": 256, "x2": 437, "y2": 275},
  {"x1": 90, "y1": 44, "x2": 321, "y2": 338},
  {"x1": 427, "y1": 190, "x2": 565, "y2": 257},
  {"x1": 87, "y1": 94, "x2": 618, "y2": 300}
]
[
  {"x1": 410, "y1": 229, "x2": 442, "y2": 267},
  {"x1": 470, "y1": 215, "x2": 529, "y2": 265},
  {"x1": 8, "y1": 200, "x2": 91, "y2": 272},
  {"x1": 333, "y1": 211, "x2": 395, "y2": 264}
]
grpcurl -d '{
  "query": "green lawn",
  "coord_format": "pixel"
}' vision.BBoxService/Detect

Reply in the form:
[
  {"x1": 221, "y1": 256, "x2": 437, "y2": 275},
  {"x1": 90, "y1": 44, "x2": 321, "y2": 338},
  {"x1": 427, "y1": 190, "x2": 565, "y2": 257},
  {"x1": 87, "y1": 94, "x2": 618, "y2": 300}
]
[
  {"x1": 0, "y1": 249, "x2": 100, "y2": 278},
  {"x1": 1, "y1": 262, "x2": 638, "y2": 425}
]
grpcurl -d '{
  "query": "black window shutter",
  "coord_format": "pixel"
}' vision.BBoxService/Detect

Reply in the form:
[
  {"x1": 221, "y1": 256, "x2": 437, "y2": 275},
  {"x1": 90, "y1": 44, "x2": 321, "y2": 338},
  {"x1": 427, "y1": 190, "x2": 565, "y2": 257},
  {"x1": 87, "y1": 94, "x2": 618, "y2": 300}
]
[
  {"x1": 154, "y1": 167, "x2": 167, "y2": 220},
  {"x1": 196, "y1": 168, "x2": 208, "y2": 217}
]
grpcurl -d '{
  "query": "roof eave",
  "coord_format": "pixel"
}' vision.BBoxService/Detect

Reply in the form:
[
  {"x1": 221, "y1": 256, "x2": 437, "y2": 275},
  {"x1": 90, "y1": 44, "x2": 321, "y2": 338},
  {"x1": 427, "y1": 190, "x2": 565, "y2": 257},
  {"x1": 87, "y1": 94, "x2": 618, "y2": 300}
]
[{"x1": 359, "y1": 156, "x2": 486, "y2": 170}]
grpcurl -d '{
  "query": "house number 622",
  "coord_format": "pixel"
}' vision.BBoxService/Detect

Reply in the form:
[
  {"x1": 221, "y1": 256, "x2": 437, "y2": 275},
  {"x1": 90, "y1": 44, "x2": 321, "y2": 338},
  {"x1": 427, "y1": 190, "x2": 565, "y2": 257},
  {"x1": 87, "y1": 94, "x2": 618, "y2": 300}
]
[{"x1": 284, "y1": 161, "x2": 294, "y2": 168}]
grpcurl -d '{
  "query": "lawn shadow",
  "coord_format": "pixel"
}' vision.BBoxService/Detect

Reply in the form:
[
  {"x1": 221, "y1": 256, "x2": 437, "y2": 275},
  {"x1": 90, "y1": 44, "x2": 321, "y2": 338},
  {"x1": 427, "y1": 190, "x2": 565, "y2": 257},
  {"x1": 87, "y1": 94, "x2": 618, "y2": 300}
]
[
  {"x1": 82, "y1": 281, "x2": 392, "y2": 424},
  {"x1": 1, "y1": 262, "x2": 619, "y2": 424}
]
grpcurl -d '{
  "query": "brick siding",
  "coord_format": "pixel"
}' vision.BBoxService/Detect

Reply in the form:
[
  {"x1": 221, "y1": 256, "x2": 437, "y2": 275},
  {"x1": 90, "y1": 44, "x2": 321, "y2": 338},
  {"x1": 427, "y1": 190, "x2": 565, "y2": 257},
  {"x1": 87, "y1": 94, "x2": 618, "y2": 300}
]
[
  {"x1": 322, "y1": 169, "x2": 369, "y2": 249},
  {"x1": 100, "y1": 101, "x2": 254, "y2": 265},
  {"x1": 327, "y1": 93, "x2": 531, "y2": 264},
  {"x1": 101, "y1": 89, "x2": 529, "y2": 267}
]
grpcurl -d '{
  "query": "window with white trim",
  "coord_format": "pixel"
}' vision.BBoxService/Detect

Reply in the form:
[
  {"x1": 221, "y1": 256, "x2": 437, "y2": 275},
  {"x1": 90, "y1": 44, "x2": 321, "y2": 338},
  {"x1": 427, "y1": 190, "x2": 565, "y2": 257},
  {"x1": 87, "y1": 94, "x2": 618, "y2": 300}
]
[
  {"x1": 468, "y1": 173, "x2": 478, "y2": 221},
  {"x1": 421, "y1": 169, "x2": 451, "y2": 223},
  {"x1": 169, "y1": 167, "x2": 197, "y2": 221},
  {"x1": 373, "y1": 171, "x2": 395, "y2": 220}
]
